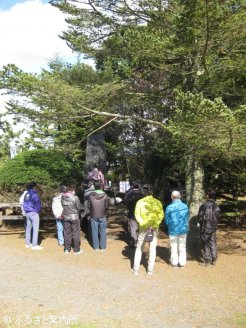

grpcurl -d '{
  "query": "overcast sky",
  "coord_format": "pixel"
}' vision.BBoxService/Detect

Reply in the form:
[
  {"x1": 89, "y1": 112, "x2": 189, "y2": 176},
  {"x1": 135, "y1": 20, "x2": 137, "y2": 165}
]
[{"x1": 0, "y1": 0, "x2": 77, "y2": 73}]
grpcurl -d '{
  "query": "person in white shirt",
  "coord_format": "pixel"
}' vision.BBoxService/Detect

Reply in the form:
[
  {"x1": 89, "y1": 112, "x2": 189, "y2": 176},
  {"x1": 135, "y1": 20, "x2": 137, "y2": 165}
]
[
  {"x1": 52, "y1": 186, "x2": 67, "y2": 246},
  {"x1": 19, "y1": 187, "x2": 28, "y2": 230}
]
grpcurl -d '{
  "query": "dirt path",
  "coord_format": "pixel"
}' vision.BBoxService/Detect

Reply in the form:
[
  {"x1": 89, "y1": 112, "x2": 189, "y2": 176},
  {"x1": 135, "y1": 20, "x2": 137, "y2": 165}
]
[{"x1": 0, "y1": 208, "x2": 246, "y2": 328}]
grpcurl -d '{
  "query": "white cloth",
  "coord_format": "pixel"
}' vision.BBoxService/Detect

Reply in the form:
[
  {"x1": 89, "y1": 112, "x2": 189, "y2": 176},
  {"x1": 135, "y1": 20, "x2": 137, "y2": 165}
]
[
  {"x1": 52, "y1": 194, "x2": 63, "y2": 219},
  {"x1": 169, "y1": 234, "x2": 187, "y2": 266},
  {"x1": 133, "y1": 230, "x2": 158, "y2": 273},
  {"x1": 19, "y1": 191, "x2": 28, "y2": 216}
]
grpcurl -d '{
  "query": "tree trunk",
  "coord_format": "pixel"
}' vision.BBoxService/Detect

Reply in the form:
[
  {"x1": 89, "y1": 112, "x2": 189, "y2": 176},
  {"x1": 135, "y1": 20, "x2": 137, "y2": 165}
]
[
  {"x1": 85, "y1": 132, "x2": 107, "y2": 175},
  {"x1": 185, "y1": 156, "x2": 204, "y2": 220}
]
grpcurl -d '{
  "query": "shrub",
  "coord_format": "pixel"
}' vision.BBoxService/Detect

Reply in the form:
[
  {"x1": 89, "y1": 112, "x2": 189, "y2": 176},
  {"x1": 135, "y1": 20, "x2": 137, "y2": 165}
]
[{"x1": 0, "y1": 149, "x2": 82, "y2": 202}]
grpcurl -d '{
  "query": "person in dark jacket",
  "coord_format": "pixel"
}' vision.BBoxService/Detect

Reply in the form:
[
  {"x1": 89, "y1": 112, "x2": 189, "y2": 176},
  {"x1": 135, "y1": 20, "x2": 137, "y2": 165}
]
[
  {"x1": 61, "y1": 184, "x2": 83, "y2": 254},
  {"x1": 88, "y1": 182, "x2": 109, "y2": 251},
  {"x1": 126, "y1": 182, "x2": 143, "y2": 249},
  {"x1": 198, "y1": 188, "x2": 220, "y2": 266},
  {"x1": 23, "y1": 182, "x2": 42, "y2": 250}
]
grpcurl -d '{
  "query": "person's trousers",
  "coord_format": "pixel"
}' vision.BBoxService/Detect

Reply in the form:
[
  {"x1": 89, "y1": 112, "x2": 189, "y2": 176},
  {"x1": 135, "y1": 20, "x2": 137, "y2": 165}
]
[
  {"x1": 133, "y1": 230, "x2": 158, "y2": 273},
  {"x1": 63, "y1": 219, "x2": 81, "y2": 252},
  {"x1": 56, "y1": 219, "x2": 64, "y2": 246},
  {"x1": 201, "y1": 231, "x2": 217, "y2": 263},
  {"x1": 169, "y1": 234, "x2": 187, "y2": 266},
  {"x1": 25, "y1": 212, "x2": 40, "y2": 246},
  {"x1": 90, "y1": 217, "x2": 107, "y2": 250},
  {"x1": 128, "y1": 219, "x2": 138, "y2": 247}
]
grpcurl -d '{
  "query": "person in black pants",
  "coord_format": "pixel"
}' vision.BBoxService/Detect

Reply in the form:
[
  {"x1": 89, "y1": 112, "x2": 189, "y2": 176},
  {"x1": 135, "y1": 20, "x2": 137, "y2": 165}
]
[
  {"x1": 61, "y1": 184, "x2": 83, "y2": 255},
  {"x1": 198, "y1": 188, "x2": 220, "y2": 266}
]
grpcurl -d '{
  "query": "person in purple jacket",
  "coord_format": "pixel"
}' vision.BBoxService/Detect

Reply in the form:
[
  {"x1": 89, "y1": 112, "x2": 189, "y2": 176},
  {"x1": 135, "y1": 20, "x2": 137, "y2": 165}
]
[{"x1": 23, "y1": 182, "x2": 42, "y2": 250}]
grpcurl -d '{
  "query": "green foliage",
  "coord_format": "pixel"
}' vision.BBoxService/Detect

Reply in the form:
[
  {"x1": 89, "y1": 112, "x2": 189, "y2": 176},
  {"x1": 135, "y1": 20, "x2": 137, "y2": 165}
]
[
  {"x1": 204, "y1": 157, "x2": 246, "y2": 194},
  {"x1": 168, "y1": 90, "x2": 245, "y2": 158},
  {"x1": 0, "y1": 0, "x2": 245, "y2": 198},
  {"x1": 0, "y1": 149, "x2": 81, "y2": 192}
]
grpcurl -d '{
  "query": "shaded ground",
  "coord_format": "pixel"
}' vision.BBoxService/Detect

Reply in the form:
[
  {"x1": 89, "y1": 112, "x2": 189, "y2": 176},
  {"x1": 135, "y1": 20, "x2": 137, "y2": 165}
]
[{"x1": 0, "y1": 205, "x2": 246, "y2": 328}]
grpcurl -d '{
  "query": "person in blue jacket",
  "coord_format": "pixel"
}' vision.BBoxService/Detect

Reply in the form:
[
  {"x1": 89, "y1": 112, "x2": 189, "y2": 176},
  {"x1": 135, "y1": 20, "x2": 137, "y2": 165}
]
[
  {"x1": 23, "y1": 182, "x2": 42, "y2": 250},
  {"x1": 165, "y1": 190, "x2": 189, "y2": 267}
]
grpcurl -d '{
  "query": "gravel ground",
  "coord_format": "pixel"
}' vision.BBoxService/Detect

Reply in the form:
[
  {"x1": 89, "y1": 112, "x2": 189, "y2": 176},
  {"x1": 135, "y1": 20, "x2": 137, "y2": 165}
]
[{"x1": 0, "y1": 211, "x2": 246, "y2": 328}]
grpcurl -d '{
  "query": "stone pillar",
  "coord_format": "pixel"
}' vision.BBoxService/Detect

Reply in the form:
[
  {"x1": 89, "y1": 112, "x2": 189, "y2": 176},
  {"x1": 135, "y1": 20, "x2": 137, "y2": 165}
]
[{"x1": 85, "y1": 132, "x2": 106, "y2": 175}]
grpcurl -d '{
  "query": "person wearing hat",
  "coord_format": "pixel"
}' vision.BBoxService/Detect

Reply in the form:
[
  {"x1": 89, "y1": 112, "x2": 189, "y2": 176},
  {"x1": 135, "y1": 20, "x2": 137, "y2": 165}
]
[{"x1": 165, "y1": 190, "x2": 189, "y2": 268}]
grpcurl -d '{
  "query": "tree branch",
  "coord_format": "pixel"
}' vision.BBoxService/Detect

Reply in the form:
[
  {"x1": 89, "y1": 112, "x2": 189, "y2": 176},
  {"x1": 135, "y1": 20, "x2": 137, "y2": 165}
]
[
  {"x1": 80, "y1": 116, "x2": 118, "y2": 143},
  {"x1": 202, "y1": 0, "x2": 210, "y2": 76},
  {"x1": 77, "y1": 104, "x2": 167, "y2": 129}
]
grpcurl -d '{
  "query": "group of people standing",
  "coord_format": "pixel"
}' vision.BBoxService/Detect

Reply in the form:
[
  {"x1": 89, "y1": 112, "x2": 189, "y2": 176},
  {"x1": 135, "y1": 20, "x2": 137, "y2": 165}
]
[
  {"x1": 20, "y1": 177, "x2": 109, "y2": 254},
  {"x1": 51, "y1": 181, "x2": 109, "y2": 254},
  {"x1": 126, "y1": 183, "x2": 220, "y2": 274},
  {"x1": 20, "y1": 175, "x2": 220, "y2": 275}
]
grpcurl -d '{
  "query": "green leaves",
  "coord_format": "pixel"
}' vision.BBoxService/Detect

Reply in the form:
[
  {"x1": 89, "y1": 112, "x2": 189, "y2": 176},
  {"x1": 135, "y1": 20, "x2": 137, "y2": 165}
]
[
  {"x1": 0, "y1": 149, "x2": 81, "y2": 190},
  {"x1": 168, "y1": 90, "x2": 245, "y2": 158}
]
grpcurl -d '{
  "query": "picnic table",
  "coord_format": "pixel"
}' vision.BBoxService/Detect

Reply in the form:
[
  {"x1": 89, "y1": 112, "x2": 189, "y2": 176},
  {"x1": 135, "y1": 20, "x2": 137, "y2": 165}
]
[{"x1": 0, "y1": 203, "x2": 55, "y2": 225}]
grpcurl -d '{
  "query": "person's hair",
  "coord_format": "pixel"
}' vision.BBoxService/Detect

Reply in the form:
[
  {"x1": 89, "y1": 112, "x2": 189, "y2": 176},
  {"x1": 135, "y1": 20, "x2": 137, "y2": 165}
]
[
  {"x1": 132, "y1": 181, "x2": 140, "y2": 189},
  {"x1": 94, "y1": 182, "x2": 102, "y2": 190},
  {"x1": 206, "y1": 188, "x2": 216, "y2": 200},
  {"x1": 142, "y1": 184, "x2": 152, "y2": 196},
  {"x1": 27, "y1": 182, "x2": 37, "y2": 189},
  {"x1": 60, "y1": 185, "x2": 67, "y2": 193},
  {"x1": 171, "y1": 190, "x2": 181, "y2": 199},
  {"x1": 67, "y1": 183, "x2": 76, "y2": 191}
]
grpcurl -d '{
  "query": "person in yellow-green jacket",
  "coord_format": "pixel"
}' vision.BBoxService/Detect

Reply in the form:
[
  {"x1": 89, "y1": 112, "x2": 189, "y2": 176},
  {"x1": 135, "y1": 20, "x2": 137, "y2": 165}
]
[{"x1": 132, "y1": 185, "x2": 164, "y2": 276}]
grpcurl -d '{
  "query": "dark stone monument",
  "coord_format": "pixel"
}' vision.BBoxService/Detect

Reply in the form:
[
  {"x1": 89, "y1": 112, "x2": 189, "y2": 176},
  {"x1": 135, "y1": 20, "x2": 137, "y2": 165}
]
[{"x1": 85, "y1": 132, "x2": 106, "y2": 175}]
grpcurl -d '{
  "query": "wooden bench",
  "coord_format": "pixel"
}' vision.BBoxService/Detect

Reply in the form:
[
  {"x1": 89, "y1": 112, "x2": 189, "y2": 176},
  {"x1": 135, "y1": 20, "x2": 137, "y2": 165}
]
[{"x1": 0, "y1": 203, "x2": 55, "y2": 226}]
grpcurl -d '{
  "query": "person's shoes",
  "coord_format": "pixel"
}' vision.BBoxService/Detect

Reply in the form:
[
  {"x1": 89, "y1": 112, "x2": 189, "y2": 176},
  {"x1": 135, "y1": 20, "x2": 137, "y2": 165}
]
[
  {"x1": 31, "y1": 245, "x2": 43, "y2": 250},
  {"x1": 211, "y1": 260, "x2": 217, "y2": 266},
  {"x1": 100, "y1": 249, "x2": 106, "y2": 252},
  {"x1": 198, "y1": 261, "x2": 210, "y2": 267},
  {"x1": 147, "y1": 270, "x2": 153, "y2": 275},
  {"x1": 179, "y1": 264, "x2": 185, "y2": 268},
  {"x1": 25, "y1": 244, "x2": 32, "y2": 248},
  {"x1": 170, "y1": 264, "x2": 178, "y2": 268},
  {"x1": 132, "y1": 269, "x2": 139, "y2": 275},
  {"x1": 58, "y1": 243, "x2": 64, "y2": 247},
  {"x1": 64, "y1": 249, "x2": 70, "y2": 254},
  {"x1": 73, "y1": 250, "x2": 83, "y2": 255},
  {"x1": 94, "y1": 249, "x2": 100, "y2": 252}
]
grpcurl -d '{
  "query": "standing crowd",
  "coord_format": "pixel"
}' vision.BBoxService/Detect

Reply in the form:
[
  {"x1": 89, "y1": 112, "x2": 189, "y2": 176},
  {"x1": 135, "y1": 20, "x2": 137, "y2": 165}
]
[{"x1": 20, "y1": 168, "x2": 220, "y2": 275}]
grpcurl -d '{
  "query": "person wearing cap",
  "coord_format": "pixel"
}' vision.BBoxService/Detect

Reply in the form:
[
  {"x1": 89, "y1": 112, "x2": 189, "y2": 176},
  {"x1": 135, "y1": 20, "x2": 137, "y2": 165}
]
[
  {"x1": 132, "y1": 185, "x2": 164, "y2": 275},
  {"x1": 165, "y1": 190, "x2": 189, "y2": 267},
  {"x1": 52, "y1": 185, "x2": 67, "y2": 246}
]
